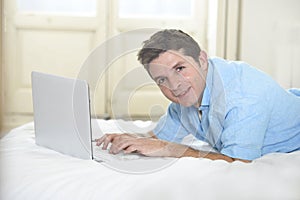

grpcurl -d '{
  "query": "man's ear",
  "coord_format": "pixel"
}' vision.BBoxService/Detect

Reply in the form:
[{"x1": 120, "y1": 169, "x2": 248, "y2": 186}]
[{"x1": 198, "y1": 51, "x2": 208, "y2": 71}]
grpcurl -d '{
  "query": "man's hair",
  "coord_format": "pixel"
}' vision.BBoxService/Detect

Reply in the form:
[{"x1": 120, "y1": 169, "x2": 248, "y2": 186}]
[{"x1": 137, "y1": 29, "x2": 201, "y2": 69}]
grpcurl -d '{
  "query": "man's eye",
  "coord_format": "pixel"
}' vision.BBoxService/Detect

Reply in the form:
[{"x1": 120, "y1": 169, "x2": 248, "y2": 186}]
[
  {"x1": 157, "y1": 78, "x2": 165, "y2": 85},
  {"x1": 176, "y1": 66, "x2": 185, "y2": 72}
]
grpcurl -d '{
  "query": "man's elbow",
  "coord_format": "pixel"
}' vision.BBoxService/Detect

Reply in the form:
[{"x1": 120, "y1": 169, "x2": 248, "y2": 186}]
[{"x1": 232, "y1": 157, "x2": 252, "y2": 163}]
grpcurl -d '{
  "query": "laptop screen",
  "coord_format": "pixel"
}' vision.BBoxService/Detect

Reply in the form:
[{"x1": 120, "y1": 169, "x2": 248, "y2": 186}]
[{"x1": 31, "y1": 71, "x2": 92, "y2": 159}]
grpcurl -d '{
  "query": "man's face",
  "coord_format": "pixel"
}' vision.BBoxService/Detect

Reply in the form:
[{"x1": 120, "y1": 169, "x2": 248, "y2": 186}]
[{"x1": 148, "y1": 50, "x2": 208, "y2": 107}]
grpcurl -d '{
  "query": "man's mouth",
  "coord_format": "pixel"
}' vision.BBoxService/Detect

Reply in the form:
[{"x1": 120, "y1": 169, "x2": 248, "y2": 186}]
[{"x1": 175, "y1": 87, "x2": 191, "y2": 97}]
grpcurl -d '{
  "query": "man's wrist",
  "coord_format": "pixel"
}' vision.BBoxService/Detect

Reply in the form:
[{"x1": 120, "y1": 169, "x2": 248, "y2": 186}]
[{"x1": 164, "y1": 142, "x2": 198, "y2": 158}]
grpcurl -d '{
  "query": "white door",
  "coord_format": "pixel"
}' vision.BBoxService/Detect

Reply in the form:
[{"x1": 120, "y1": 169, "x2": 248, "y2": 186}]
[
  {"x1": 3, "y1": 0, "x2": 107, "y2": 129},
  {"x1": 3, "y1": 0, "x2": 214, "y2": 130}
]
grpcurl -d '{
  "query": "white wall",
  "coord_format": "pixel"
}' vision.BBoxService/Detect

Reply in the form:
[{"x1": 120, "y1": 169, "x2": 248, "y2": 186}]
[
  {"x1": 239, "y1": 0, "x2": 300, "y2": 88},
  {"x1": 0, "y1": 0, "x2": 3, "y2": 136}
]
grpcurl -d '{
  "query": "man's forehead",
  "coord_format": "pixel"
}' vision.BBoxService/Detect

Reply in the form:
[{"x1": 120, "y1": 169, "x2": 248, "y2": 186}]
[
  {"x1": 149, "y1": 51, "x2": 197, "y2": 72},
  {"x1": 148, "y1": 63, "x2": 170, "y2": 78},
  {"x1": 149, "y1": 51, "x2": 186, "y2": 69},
  {"x1": 151, "y1": 50, "x2": 185, "y2": 62}
]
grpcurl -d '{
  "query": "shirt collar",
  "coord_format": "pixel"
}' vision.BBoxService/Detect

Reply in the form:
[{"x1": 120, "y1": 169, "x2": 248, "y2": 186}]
[{"x1": 199, "y1": 59, "x2": 213, "y2": 109}]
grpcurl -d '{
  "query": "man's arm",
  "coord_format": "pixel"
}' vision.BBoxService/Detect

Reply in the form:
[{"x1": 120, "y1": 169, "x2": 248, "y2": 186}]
[
  {"x1": 146, "y1": 132, "x2": 250, "y2": 162},
  {"x1": 181, "y1": 145, "x2": 251, "y2": 163},
  {"x1": 96, "y1": 133, "x2": 251, "y2": 163}
]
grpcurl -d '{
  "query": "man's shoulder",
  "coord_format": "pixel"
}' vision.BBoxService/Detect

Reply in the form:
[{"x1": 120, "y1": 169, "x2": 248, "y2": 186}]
[
  {"x1": 209, "y1": 57, "x2": 250, "y2": 71},
  {"x1": 208, "y1": 57, "x2": 242, "y2": 88},
  {"x1": 209, "y1": 57, "x2": 271, "y2": 86}
]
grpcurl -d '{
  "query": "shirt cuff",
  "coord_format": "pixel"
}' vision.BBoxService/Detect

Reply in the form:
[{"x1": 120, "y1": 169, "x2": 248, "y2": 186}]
[{"x1": 220, "y1": 145, "x2": 262, "y2": 160}]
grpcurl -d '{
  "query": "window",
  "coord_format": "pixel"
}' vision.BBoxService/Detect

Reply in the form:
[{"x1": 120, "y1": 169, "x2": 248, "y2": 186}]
[
  {"x1": 17, "y1": 0, "x2": 97, "y2": 16},
  {"x1": 118, "y1": 0, "x2": 193, "y2": 18}
]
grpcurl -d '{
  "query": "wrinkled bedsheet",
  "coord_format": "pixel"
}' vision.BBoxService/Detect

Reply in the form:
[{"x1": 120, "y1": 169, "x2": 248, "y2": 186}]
[{"x1": 1, "y1": 120, "x2": 300, "y2": 200}]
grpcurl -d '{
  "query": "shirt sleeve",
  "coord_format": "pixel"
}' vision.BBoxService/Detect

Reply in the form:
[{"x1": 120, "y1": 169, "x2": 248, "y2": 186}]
[
  {"x1": 153, "y1": 103, "x2": 189, "y2": 143},
  {"x1": 220, "y1": 97, "x2": 272, "y2": 160}
]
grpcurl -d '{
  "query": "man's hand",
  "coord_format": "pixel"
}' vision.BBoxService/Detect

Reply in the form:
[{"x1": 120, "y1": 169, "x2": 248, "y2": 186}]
[
  {"x1": 95, "y1": 133, "x2": 137, "y2": 151},
  {"x1": 95, "y1": 133, "x2": 186, "y2": 157},
  {"x1": 95, "y1": 133, "x2": 252, "y2": 162}
]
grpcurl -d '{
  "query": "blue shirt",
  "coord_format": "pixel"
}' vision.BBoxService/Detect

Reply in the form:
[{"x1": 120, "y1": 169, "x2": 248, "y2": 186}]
[{"x1": 153, "y1": 57, "x2": 300, "y2": 160}]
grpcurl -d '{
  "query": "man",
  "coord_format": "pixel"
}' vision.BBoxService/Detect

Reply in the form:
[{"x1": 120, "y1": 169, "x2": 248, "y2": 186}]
[{"x1": 96, "y1": 29, "x2": 300, "y2": 162}]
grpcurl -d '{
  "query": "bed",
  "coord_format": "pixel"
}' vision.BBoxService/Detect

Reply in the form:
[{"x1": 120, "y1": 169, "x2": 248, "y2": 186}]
[{"x1": 1, "y1": 119, "x2": 300, "y2": 200}]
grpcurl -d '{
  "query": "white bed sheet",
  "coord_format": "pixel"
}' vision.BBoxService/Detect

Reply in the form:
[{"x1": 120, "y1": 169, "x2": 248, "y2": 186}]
[{"x1": 1, "y1": 120, "x2": 300, "y2": 200}]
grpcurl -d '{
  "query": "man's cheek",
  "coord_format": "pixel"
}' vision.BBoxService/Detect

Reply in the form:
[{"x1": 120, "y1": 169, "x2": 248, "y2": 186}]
[{"x1": 159, "y1": 87, "x2": 175, "y2": 101}]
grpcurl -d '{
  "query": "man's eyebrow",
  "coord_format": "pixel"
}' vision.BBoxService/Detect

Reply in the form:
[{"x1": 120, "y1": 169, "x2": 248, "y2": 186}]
[
  {"x1": 153, "y1": 75, "x2": 165, "y2": 82},
  {"x1": 172, "y1": 61, "x2": 185, "y2": 69},
  {"x1": 151, "y1": 61, "x2": 185, "y2": 81}
]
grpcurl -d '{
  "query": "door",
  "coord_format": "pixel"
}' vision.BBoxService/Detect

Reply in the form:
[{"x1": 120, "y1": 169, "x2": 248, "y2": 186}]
[
  {"x1": 3, "y1": 0, "x2": 217, "y2": 130},
  {"x1": 3, "y1": 0, "x2": 107, "y2": 129}
]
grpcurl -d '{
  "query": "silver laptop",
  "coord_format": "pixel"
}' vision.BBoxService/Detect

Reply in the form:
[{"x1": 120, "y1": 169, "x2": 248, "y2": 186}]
[
  {"x1": 32, "y1": 71, "x2": 144, "y2": 164},
  {"x1": 31, "y1": 71, "x2": 94, "y2": 160},
  {"x1": 31, "y1": 73, "x2": 175, "y2": 173}
]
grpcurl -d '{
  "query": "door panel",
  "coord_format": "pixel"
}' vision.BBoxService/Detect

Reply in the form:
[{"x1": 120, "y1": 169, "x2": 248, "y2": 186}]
[
  {"x1": 8, "y1": 29, "x2": 94, "y2": 113},
  {"x1": 3, "y1": 0, "x2": 107, "y2": 129}
]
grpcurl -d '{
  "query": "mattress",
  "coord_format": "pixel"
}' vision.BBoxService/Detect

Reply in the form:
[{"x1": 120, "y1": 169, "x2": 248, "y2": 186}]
[{"x1": 1, "y1": 120, "x2": 300, "y2": 200}]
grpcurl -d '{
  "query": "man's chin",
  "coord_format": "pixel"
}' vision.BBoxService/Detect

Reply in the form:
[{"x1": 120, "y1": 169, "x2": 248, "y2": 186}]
[
  {"x1": 178, "y1": 101, "x2": 197, "y2": 108},
  {"x1": 167, "y1": 96, "x2": 198, "y2": 107}
]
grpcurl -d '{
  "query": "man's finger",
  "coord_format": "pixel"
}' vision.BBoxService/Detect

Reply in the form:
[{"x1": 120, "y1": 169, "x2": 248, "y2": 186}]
[
  {"x1": 124, "y1": 145, "x2": 138, "y2": 154},
  {"x1": 95, "y1": 135, "x2": 106, "y2": 146},
  {"x1": 95, "y1": 134, "x2": 115, "y2": 148},
  {"x1": 102, "y1": 134, "x2": 117, "y2": 150}
]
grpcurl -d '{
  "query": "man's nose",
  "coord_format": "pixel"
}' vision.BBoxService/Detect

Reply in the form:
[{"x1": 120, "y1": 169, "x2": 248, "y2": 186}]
[{"x1": 167, "y1": 74, "x2": 182, "y2": 91}]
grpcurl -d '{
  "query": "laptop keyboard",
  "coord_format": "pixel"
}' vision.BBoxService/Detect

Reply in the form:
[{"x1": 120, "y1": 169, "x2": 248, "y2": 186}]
[{"x1": 93, "y1": 146, "x2": 141, "y2": 162}]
